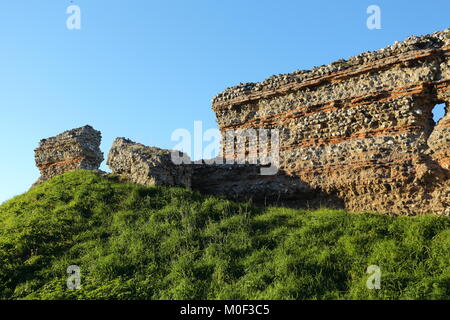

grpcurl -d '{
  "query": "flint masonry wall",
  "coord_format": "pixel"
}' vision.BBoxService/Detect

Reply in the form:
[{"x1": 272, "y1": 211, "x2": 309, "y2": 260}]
[
  {"x1": 203, "y1": 29, "x2": 450, "y2": 215},
  {"x1": 107, "y1": 137, "x2": 192, "y2": 188},
  {"x1": 34, "y1": 125, "x2": 104, "y2": 185}
]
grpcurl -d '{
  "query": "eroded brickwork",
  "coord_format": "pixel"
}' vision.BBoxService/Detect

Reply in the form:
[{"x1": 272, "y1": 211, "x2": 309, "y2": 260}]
[{"x1": 208, "y1": 29, "x2": 450, "y2": 215}]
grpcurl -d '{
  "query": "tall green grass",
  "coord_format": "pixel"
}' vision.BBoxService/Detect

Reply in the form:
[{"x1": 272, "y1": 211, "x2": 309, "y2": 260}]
[{"x1": 0, "y1": 170, "x2": 448, "y2": 300}]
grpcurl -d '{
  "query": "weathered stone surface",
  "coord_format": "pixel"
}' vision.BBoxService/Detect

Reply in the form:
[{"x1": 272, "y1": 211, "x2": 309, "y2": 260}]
[
  {"x1": 192, "y1": 162, "x2": 310, "y2": 200},
  {"x1": 107, "y1": 138, "x2": 192, "y2": 188},
  {"x1": 191, "y1": 161, "x2": 344, "y2": 208},
  {"x1": 207, "y1": 29, "x2": 450, "y2": 215},
  {"x1": 34, "y1": 125, "x2": 104, "y2": 185}
]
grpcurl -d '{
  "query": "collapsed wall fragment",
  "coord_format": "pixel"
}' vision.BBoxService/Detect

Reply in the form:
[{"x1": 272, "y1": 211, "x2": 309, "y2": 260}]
[
  {"x1": 107, "y1": 137, "x2": 192, "y2": 188},
  {"x1": 34, "y1": 125, "x2": 104, "y2": 185}
]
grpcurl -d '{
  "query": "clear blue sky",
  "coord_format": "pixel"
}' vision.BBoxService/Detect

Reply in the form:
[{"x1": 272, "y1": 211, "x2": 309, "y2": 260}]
[{"x1": 0, "y1": 0, "x2": 448, "y2": 203}]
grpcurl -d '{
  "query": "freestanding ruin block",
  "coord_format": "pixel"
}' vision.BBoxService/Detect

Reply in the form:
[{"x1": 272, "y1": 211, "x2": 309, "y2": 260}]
[
  {"x1": 207, "y1": 29, "x2": 450, "y2": 215},
  {"x1": 107, "y1": 138, "x2": 192, "y2": 188},
  {"x1": 34, "y1": 125, "x2": 104, "y2": 185}
]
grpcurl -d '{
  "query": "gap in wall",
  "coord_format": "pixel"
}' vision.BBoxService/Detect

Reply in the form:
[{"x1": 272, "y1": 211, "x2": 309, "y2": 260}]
[{"x1": 432, "y1": 103, "x2": 446, "y2": 123}]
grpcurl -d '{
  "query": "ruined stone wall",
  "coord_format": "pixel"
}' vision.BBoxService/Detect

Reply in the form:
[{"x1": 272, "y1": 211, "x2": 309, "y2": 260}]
[
  {"x1": 207, "y1": 29, "x2": 450, "y2": 215},
  {"x1": 107, "y1": 138, "x2": 192, "y2": 188},
  {"x1": 34, "y1": 125, "x2": 104, "y2": 185}
]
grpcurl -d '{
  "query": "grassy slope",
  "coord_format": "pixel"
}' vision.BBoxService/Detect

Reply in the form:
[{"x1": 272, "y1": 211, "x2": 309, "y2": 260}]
[{"x1": 0, "y1": 170, "x2": 449, "y2": 300}]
